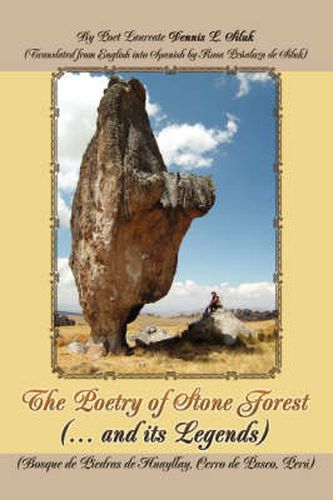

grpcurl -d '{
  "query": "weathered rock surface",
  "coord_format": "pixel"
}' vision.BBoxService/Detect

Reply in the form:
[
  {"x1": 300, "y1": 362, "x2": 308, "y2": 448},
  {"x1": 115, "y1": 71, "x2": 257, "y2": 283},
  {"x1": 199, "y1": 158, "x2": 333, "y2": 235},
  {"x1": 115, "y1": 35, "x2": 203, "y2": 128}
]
[
  {"x1": 130, "y1": 325, "x2": 176, "y2": 347},
  {"x1": 183, "y1": 309, "x2": 255, "y2": 346},
  {"x1": 70, "y1": 77, "x2": 215, "y2": 354}
]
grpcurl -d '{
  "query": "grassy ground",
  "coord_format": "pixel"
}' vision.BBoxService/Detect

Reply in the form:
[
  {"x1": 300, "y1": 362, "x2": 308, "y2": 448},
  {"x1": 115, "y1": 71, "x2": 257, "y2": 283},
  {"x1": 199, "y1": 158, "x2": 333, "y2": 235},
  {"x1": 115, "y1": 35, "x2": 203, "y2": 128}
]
[{"x1": 56, "y1": 314, "x2": 278, "y2": 376}]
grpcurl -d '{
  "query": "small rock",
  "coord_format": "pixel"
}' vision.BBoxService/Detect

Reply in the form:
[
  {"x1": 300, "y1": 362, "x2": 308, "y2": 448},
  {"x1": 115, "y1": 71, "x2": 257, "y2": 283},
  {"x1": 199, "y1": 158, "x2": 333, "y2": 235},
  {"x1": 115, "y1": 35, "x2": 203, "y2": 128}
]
[
  {"x1": 133, "y1": 327, "x2": 175, "y2": 346},
  {"x1": 84, "y1": 338, "x2": 94, "y2": 349},
  {"x1": 86, "y1": 343, "x2": 106, "y2": 360},
  {"x1": 67, "y1": 341, "x2": 85, "y2": 354}
]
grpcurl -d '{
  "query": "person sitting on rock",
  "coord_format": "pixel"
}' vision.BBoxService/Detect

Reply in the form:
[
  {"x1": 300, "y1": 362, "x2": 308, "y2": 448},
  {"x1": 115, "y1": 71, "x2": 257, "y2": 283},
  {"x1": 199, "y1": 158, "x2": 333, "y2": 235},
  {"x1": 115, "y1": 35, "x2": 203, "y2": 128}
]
[{"x1": 205, "y1": 291, "x2": 223, "y2": 315}]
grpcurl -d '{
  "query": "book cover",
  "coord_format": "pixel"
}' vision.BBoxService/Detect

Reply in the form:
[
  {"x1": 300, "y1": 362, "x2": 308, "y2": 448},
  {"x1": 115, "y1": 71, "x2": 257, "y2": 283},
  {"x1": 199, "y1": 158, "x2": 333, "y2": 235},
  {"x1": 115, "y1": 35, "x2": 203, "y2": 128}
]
[{"x1": 0, "y1": 1, "x2": 332, "y2": 497}]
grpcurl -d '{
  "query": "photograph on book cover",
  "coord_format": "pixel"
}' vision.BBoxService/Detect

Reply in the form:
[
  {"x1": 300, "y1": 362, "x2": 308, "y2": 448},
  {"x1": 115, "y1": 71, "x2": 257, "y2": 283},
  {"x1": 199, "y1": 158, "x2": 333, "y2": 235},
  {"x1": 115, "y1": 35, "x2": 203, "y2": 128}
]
[{"x1": 51, "y1": 68, "x2": 282, "y2": 379}]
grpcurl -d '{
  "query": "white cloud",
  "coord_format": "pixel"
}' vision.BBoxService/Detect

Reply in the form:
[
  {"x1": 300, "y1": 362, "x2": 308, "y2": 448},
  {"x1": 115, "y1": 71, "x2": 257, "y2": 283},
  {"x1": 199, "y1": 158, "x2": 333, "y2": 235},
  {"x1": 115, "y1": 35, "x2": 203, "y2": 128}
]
[
  {"x1": 58, "y1": 193, "x2": 71, "y2": 228},
  {"x1": 156, "y1": 114, "x2": 238, "y2": 170},
  {"x1": 57, "y1": 73, "x2": 109, "y2": 195},
  {"x1": 223, "y1": 282, "x2": 275, "y2": 310},
  {"x1": 235, "y1": 72, "x2": 272, "y2": 98},
  {"x1": 57, "y1": 259, "x2": 275, "y2": 315},
  {"x1": 143, "y1": 280, "x2": 275, "y2": 315},
  {"x1": 57, "y1": 258, "x2": 80, "y2": 312},
  {"x1": 145, "y1": 89, "x2": 166, "y2": 123}
]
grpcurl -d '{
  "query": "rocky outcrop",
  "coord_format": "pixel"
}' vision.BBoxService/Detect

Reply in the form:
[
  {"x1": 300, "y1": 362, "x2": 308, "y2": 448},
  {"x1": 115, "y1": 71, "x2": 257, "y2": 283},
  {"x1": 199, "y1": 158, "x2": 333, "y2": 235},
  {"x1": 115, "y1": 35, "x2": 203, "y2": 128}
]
[
  {"x1": 231, "y1": 309, "x2": 277, "y2": 322},
  {"x1": 183, "y1": 309, "x2": 255, "y2": 346},
  {"x1": 129, "y1": 310, "x2": 256, "y2": 351},
  {"x1": 54, "y1": 313, "x2": 75, "y2": 327},
  {"x1": 70, "y1": 77, "x2": 215, "y2": 354}
]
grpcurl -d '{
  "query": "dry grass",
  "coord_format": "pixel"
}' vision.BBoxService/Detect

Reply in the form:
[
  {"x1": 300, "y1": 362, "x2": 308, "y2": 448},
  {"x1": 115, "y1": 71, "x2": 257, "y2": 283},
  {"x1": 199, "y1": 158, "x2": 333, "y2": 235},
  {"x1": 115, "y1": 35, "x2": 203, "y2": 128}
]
[{"x1": 56, "y1": 314, "x2": 278, "y2": 376}]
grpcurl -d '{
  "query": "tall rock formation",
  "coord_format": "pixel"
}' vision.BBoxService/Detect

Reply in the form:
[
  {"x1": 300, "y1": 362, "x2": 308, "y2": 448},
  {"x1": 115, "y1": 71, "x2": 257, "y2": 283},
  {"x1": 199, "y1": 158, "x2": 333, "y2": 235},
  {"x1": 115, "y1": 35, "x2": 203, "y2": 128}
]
[{"x1": 70, "y1": 77, "x2": 215, "y2": 354}]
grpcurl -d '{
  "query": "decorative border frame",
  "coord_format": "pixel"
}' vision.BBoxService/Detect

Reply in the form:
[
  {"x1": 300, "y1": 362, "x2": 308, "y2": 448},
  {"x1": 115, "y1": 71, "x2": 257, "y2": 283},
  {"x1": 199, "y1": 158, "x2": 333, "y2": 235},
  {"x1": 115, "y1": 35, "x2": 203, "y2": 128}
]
[{"x1": 51, "y1": 66, "x2": 282, "y2": 380}]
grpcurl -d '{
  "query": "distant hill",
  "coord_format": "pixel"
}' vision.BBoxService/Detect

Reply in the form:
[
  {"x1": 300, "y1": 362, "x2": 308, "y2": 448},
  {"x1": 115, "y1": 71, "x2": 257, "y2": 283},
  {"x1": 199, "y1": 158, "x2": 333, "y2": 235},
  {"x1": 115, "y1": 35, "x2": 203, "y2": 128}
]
[
  {"x1": 56, "y1": 309, "x2": 277, "y2": 321},
  {"x1": 143, "y1": 309, "x2": 278, "y2": 321},
  {"x1": 229, "y1": 309, "x2": 277, "y2": 321},
  {"x1": 58, "y1": 310, "x2": 82, "y2": 316}
]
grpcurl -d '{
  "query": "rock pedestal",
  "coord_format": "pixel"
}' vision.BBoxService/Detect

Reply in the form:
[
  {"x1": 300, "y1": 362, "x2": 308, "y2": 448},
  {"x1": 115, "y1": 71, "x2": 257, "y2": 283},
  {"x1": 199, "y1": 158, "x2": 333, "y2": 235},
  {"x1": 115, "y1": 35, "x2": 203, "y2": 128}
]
[{"x1": 70, "y1": 77, "x2": 215, "y2": 354}]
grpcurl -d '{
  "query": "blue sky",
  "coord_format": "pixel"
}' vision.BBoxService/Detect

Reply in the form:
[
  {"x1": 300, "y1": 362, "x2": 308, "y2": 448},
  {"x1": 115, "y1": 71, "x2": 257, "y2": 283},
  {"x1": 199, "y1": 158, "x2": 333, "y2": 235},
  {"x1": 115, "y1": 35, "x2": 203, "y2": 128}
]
[{"x1": 57, "y1": 71, "x2": 277, "y2": 313}]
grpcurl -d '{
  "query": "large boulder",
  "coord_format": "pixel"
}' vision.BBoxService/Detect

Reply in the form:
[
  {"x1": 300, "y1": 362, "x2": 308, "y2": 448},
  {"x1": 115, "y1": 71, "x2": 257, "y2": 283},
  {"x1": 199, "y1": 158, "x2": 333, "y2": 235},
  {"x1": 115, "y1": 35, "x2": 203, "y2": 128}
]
[
  {"x1": 70, "y1": 77, "x2": 215, "y2": 354},
  {"x1": 183, "y1": 309, "x2": 256, "y2": 346}
]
